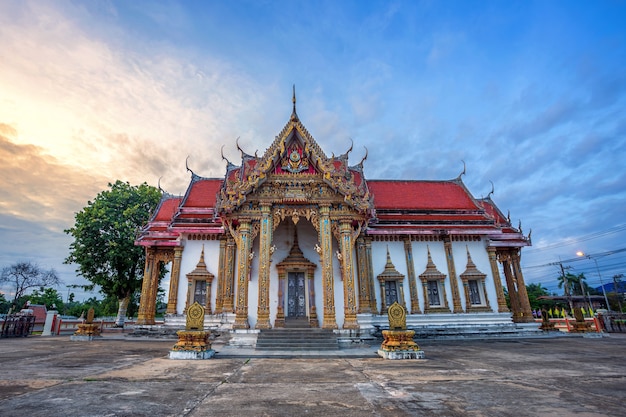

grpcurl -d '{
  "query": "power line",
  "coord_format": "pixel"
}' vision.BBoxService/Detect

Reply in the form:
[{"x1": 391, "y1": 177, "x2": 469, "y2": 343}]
[
  {"x1": 524, "y1": 223, "x2": 626, "y2": 254},
  {"x1": 523, "y1": 248, "x2": 626, "y2": 269}
]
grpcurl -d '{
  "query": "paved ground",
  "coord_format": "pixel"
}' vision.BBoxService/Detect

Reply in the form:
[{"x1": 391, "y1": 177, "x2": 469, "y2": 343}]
[{"x1": 0, "y1": 333, "x2": 624, "y2": 417}]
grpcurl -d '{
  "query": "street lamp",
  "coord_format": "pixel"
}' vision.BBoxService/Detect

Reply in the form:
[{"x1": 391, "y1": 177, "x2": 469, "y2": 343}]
[{"x1": 576, "y1": 251, "x2": 611, "y2": 311}]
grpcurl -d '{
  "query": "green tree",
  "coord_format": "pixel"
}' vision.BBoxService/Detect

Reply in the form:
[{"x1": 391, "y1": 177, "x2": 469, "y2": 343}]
[
  {"x1": 0, "y1": 261, "x2": 61, "y2": 308},
  {"x1": 0, "y1": 292, "x2": 11, "y2": 314},
  {"x1": 526, "y1": 283, "x2": 553, "y2": 310},
  {"x1": 65, "y1": 180, "x2": 161, "y2": 327},
  {"x1": 28, "y1": 287, "x2": 64, "y2": 310},
  {"x1": 557, "y1": 272, "x2": 587, "y2": 296}
]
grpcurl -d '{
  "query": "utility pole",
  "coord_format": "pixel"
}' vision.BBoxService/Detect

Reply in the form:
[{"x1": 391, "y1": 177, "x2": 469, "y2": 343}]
[
  {"x1": 614, "y1": 274, "x2": 624, "y2": 312},
  {"x1": 577, "y1": 252, "x2": 611, "y2": 312},
  {"x1": 559, "y1": 262, "x2": 574, "y2": 312}
]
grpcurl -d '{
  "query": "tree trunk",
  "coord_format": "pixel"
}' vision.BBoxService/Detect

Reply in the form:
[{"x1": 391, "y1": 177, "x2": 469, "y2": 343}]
[{"x1": 115, "y1": 295, "x2": 130, "y2": 327}]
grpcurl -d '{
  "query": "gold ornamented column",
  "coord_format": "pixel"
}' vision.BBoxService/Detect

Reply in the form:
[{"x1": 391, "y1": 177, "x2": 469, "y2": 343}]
[
  {"x1": 318, "y1": 205, "x2": 337, "y2": 329},
  {"x1": 256, "y1": 204, "x2": 273, "y2": 329},
  {"x1": 275, "y1": 270, "x2": 286, "y2": 327},
  {"x1": 214, "y1": 238, "x2": 227, "y2": 314},
  {"x1": 511, "y1": 249, "x2": 534, "y2": 322},
  {"x1": 487, "y1": 246, "x2": 509, "y2": 312},
  {"x1": 339, "y1": 220, "x2": 359, "y2": 329},
  {"x1": 307, "y1": 265, "x2": 319, "y2": 327},
  {"x1": 501, "y1": 251, "x2": 522, "y2": 321},
  {"x1": 233, "y1": 219, "x2": 252, "y2": 329},
  {"x1": 365, "y1": 238, "x2": 379, "y2": 314},
  {"x1": 166, "y1": 246, "x2": 183, "y2": 314},
  {"x1": 137, "y1": 248, "x2": 156, "y2": 325},
  {"x1": 355, "y1": 237, "x2": 372, "y2": 313},
  {"x1": 443, "y1": 238, "x2": 463, "y2": 313},
  {"x1": 222, "y1": 237, "x2": 236, "y2": 313},
  {"x1": 404, "y1": 238, "x2": 421, "y2": 314}
]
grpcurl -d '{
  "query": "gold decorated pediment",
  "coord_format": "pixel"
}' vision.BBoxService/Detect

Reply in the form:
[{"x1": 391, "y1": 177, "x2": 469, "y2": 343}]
[{"x1": 216, "y1": 104, "x2": 374, "y2": 215}]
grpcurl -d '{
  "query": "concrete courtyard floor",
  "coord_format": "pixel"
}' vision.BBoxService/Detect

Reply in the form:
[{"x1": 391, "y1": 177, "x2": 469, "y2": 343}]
[{"x1": 0, "y1": 333, "x2": 624, "y2": 417}]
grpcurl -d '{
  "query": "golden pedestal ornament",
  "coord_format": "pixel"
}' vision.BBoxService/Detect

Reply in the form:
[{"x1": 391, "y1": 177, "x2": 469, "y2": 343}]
[
  {"x1": 378, "y1": 302, "x2": 424, "y2": 360},
  {"x1": 70, "y1": 308, "x2": 102, "y2": 341},
  {"x1": 169, "y1": 302, "x2": 215, "y2": 359}
]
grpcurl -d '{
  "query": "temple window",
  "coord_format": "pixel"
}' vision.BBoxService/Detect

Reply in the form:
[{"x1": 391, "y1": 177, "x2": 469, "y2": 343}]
[
  {"x1": 384, "y1": 281, "x2": 399, "y2": 306},
  {"x1": 468, "y1": 280, "x2": 482, "y2": 305},
  {"x1": 193, "y1": 280, "x2": 208, "y2": 306},
  {"x1": 377, "y1": 248, "x2": 406, "y2": 312},
  {"x1": 459, "y1": 246, "x2": 491, "y2": 312},
  {"x1": 185, "y1": 246, "x2": 214, "y2": 314},
  {"x1": 419, "y1": 246, "x2": 451, "y2": 313},
  {"x1": 427, "y1": 280, "x2": 442, "y2": 306}
]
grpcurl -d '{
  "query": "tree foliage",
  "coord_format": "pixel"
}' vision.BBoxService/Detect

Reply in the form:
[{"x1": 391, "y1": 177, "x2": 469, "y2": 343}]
[
  {"x1": 557, "y1": 272, "x2": 588, "y2": 296},
  {"x1": 525, "y1": 283, "x2": 554, "y2": 310},
  {"x1": 64, "y1": 180, "x2": 161, "y2": 325},
  {"x1": 28, "y1": 287, "x2": 64, "y2": 310},
  {"x1": 0, "y1": 261, "x2": 61, "y2": 307}
]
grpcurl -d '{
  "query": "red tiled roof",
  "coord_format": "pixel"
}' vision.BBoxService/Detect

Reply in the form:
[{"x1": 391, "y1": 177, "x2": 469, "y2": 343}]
[
  {"x1": 368, "y1": 180, "x2": 479, "y2": 210},
  {"x1": 184, "y1": 179, "x2": 223, "y2": 207},
  {"x1": 154, "y1": 197, "x2": 182, "y2": 221},
  {"x1": 477, "y1": 199, "x2": 507, "y2": 224}
]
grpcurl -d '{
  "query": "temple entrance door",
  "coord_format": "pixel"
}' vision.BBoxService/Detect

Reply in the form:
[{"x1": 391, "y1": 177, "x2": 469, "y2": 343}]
[{"x1": 287, "y1": 272, "x2": 307, "y2": 319}]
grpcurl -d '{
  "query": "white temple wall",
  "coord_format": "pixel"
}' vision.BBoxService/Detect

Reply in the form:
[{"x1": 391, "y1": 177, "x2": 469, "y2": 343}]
[
  {"x1": 177, "y1": 239, "x2": 221, "y2": 315},
  {"x1": 450, "y1": 239, "x2": 497, "y2": 312}
]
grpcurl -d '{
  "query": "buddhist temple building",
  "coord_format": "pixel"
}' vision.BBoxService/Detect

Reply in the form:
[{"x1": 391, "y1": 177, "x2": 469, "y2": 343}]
[{"x1": 135, "y1": 93, "x2": 535, "y2": 341}]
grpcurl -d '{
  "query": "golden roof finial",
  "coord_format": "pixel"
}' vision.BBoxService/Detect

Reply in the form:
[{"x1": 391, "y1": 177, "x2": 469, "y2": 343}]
[{"x1": 291, "y1": 84, "x2": 298, "y2": 121}]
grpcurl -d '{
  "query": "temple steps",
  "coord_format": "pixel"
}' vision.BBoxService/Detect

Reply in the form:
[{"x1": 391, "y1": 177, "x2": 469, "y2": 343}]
[{"x1": 255, "y1": 328, "x2": 339, "y2": 351}]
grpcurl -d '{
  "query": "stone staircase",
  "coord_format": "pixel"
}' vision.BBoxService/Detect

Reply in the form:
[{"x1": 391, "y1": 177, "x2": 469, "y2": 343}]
[{"x1": 255, "y1": 326, "x2": 339, "y2": 351}]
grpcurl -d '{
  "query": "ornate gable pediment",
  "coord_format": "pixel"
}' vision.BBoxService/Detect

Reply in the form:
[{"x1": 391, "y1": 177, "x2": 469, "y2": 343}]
[{"x1": 216, "y1": 93, "x2": 373, "y2": 215}]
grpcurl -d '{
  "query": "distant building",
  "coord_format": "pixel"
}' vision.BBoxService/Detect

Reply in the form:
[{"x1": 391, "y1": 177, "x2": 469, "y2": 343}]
[{"x1": 135, "y1": 94, "x2": 533, "y2": 337}]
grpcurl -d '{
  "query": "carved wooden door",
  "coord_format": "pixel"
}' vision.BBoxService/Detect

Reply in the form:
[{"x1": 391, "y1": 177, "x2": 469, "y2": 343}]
[{"x1": 287, "y1": 272, "x2": 306, "y2": 318}]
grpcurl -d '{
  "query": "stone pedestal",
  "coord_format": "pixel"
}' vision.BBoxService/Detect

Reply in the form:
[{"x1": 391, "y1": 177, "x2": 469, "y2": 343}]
[
  {"x1": 377, "y1": 329, "x2": 424, "y2": 360},
  {"x1": 70, "y1": 323, "x2": 102, "y2": 341},
  {"x1": 169, "y1": 301, "x2": 215, "y2": 359},
  {"x1": 169, "y1": 330, "x2": 215, "y2": 360}
]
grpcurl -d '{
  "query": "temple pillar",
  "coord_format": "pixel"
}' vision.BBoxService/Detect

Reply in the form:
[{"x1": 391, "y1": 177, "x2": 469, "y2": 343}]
[
  {"x1": 307, "y1": 264, "x2": 319, "y2": 327},
  {"x1": 214, "y1": 238, "x2": 226, "y2": 314},
  {"x1": 365, "y1": 237, "x2": 379, "y2": 314},
  {"x1": 501, "y1": 251, "x2": 523, "y2": 322},
  {"x1": 511, "y1": 249, "x2": 534, "y2": 322},
  {"x1": 222, "y1": 237, "x2": 236, "y2": 313},
  {"x1": 339, "y1": 220, "x2": 359, "y2": 329},
  {"x1": 404, "y1": 238, "x2": 421, "y2": 314},
  {"x1": 256, "y1": 204, "x2": 273, "y2": 329},
  {"x1": 275, "y1": 270, "x2": 286, "y2": 327},
  {"x1": 443, "y1": 238, "x2": 463, "y2": 313},
  {"x1": 166, "y1": 246, "x2": 183, "y2": 314},
  {"x1": 233, "y1": 219, "x2": 252, "y2": 329},
  {"x1": 487, "y1": 246, "x2": 509, "y2": 312},
  {"x1": 355, "y1": 237, "x2": 372, "y2": 313},
  {"x1": 136, "y1": 248, "x2": 156, "y2": 325},
  {"x1": 318, "y1": 205, "x2": 337, "y2": 329}
]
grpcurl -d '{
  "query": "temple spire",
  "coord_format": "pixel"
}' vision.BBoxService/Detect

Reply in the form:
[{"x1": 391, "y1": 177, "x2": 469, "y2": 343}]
[{"x1": 291, "y1": 84, "x2": 298, "y2": 121}]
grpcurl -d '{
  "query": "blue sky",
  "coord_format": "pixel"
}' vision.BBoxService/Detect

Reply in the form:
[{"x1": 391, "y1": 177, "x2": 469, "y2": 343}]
[{"x1": 1, "y1": 0, "x2": 625, "y2": 301}]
